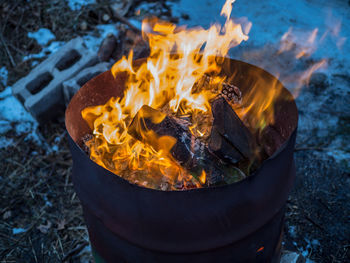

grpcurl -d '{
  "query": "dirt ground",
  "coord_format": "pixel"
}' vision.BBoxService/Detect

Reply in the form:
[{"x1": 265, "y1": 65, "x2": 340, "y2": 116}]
[{"x1": 0, "y1": 0, "x2": 349, "y2": 262}]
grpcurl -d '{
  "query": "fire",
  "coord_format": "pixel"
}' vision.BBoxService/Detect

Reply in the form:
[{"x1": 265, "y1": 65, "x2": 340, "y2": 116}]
[
  {"x1": 81, "y1": 0, "x2": 329, "y2": 190},
  {"x1": 81, "y1": 0, "x2": 251, "y2": 189},
  {"x1": 277, "y1": 27, "x2": 328, "y2": 97},
  {"x1": 199, "y1": 170, "x2": 207, "y2": 185},
  {"x1": 257, "y1": 246, "x2": 264, "y2": 253}
]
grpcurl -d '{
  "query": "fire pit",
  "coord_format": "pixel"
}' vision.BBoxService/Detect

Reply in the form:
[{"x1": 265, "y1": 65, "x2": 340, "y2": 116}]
[
  {"x1": 65, "y1": 57, "x2": 298, "y2": 262},
  {"x1": 65, "y1": 0, "x2": 298, "y2": 261}
]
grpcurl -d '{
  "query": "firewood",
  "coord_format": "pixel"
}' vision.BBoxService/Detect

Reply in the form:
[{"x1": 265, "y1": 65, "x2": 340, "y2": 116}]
[
  {"x1": 110, "y1": 8, "x2": 141, "y2": 33},
  {"x1": 209, "y1": 97, "x2": 255, "y2": 163},
  {"x1": 113, "y1": 29, "x2": 150, "y2": 60},
  {"x1": 128, "y1": 105, "x2": 200, "y2": 168},
  {"x1": 208, "y1": 127, "x2": 243, "y2": 164},
  {"x1": 98, "y1": 33, "x2": 118, "y2": 62},
  {"x1": 82, "y1": 134, "x2": 94, "y2": 155},
  {"x1": 192, "y1": 74, "x2": 242, "y2": 105},
  {"x1": 221, "y1": 82, "x2": 242, "y2": 104},
  {"x1": 128, "y1": 105, "x2": 246, "y2": 185}
]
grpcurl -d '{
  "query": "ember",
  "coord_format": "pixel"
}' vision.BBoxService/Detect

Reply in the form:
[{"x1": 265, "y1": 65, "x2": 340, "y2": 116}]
[{"x1": 80, "y1": 0, "x2": 279, "y2": 189}]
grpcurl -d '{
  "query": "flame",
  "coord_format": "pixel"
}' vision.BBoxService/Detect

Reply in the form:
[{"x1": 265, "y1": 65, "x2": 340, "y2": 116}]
[
  {"x1": 81, "y1": 0, "x2": 339, "y2": 189},
  {"x1": 257, "y1": 246, "x2": 264, "y2": 253},
  {"x1": 81, "y1": 0, "x2": 341, "y2": 189},
  {"x1": 199, "y1": 170, "x2": 207, "y2": 185},
  {"x1": 279, "y1": 27, "x2": 319, "y2": 59},
  {"x1": 81, "y1": 0, "x2": 250, "y2": 190},
  {"x1": 277, "y1": 27, "x2": 329, "y2": 97},
  {"x1": 221, "y1": 0, "x2": 235, "y2": 21}
]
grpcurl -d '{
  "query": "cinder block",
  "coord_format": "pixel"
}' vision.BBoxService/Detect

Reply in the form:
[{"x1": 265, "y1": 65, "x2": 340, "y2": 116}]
[
  {"x1": 63, "y1": 62, "x2": 110, "y2": 106},
  {"x1": 12, "y1": 37, "x2": 98, "y2": 123},
  {"x1": 280, "y1": 251, "x2": 305, "y2": 263}
]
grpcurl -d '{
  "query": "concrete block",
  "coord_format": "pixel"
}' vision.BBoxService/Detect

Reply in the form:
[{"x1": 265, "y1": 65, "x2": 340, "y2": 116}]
[
  {"x1": 12, "y1": 37, "x2": 98, "y2": 123},
  {"x1": 280, "y1": 251, "x2": 305, "y2": 263},
  {"x1": 63, "y1": 62, "x2": 110, "y2": 106}
]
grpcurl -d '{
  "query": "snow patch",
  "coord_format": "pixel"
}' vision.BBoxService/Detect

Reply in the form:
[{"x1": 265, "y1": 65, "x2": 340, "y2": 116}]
[
  {"x1": 0, "y1": 87, "x2": 35, "y2": 123},
  {"x1": 0, "y1": 86, "x2": 11, "y2": 98},
  {"x1": 67, "y1": 0, "x2": 96, "y2": 11},
  {"x1": 15, "y1": 122, "x2": 32, "y2": 135},
  {"x1": 52, "y1": 145, "x2": 59, "y2": 152},
  {"x1": 43, "y1": 195, "x2": 53, "y2": 207},
  {"x1": 0, "y1": 87, "x2": 40, "y2": 144},
  {"x1": 54, "y1": 136, "x2": 61, "y2": 144},
  {"x1": 24, "y1": 24, "x2": 117, "y2": 63},
  {"x1": 12, "y1": 228, "x2": 27, "y2": 235},
  {"x1": 129, "y1": 19, "x2": 142, "y2": 30},
  {"x1": 83, "y1": 24, "x2": 119, "y2": 52},
  {"x1": 23, "y1": 41, "x2": 65, "y2": 62},
  {"x1": 289, "y1": 225, "x2": 297, "y2": 238},
  {"x1": 0, "y1": 67, "x2": 8, "y2": 86},
  {"x1": 97, "y1": 24, "x2": 119, "y2": 39},
  {"x1": 28, "y1": 28, "x2": 55, "y2": 46},
  {"x1": 295, "y1": 238, "x2": 320, "y2": 262},
  {"x1": 327, "y1": 150, "x2": 350, "y2": 164}
]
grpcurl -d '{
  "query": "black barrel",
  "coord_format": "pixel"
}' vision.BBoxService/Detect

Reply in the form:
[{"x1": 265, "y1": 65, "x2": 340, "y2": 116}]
[{"x1": 65, "y1": 58, "x2": 298, "y2": 263}]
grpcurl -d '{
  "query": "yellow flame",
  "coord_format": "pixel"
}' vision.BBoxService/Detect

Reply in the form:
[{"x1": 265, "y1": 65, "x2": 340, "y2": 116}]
[
  {"x1": 81, "y1": 0, "x2": 250, "y2": 189},
  {"x1": 221, "y1": 0, "x2": 235, "y2": 21},
  {"x1": 199, "y1": 170, "x2": 207, "y2": 185}
]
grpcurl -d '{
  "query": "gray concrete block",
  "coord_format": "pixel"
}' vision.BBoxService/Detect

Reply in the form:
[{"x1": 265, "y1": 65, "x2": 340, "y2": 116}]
[
  {"x1": 280, "y1": 251, "x2": 305, "y2": 263},
  {"x1": 12, "y1": 37, "x2": 98, "y2": 123},
  {"x1": 63, "y1": 62, "x2": 110, "y2": 106}
]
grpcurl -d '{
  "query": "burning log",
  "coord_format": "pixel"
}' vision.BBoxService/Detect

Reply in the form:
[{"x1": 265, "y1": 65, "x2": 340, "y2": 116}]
[
  {"x1": 208, "y1": 127, "x2": 243, "y2": 164},
  {"x1": 192, "y1": 74, "x2": 242, "y2": 105},
  {"x1": 221, "y1": 82, "x2": 242, "y2": 104},
  {"x1": 209, "y1": 97, "x2": 255, "y2": 164},
  {"x1": 128, "y1": 105, "x2": 246, "y2": 186},
  {"x1": 127, "y1": 105, "x2": 195, "y2": 166}
]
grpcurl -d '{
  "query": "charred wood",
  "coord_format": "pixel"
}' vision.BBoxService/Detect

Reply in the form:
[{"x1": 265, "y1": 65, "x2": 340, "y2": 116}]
[
  {"x1": 208, "y1": 127, "x2": 243, "y2": 164},
  {"x1": 82, "y1": 134, "x2": 94, "y2": 155},
  {"x1": 192, "y1": 74, "x2": 242, "y2": 104},
  {"x1": 209, "y1": 97, "x2": 255, "y2": 163},
  {"x1": 113, "y1": 29, "x2": 150, "y2": 61},
  {"x1": 221, "y1": 83, "x2": 242, "y2": 104},
  {"x1": 128, "y1": 105, "x2": 246, "y2": 186},
  {"x1": 127, "y1": 105, "x2": 194, "y2": 166}
]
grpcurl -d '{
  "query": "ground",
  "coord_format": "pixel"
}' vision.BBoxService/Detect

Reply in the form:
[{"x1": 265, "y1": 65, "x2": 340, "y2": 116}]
[{"x1": 0, "y1": 0, "x2": 349, "y2": 262}]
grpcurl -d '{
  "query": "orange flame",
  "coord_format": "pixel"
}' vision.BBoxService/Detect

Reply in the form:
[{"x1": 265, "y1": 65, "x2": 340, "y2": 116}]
[
  {"x1": 199, "y1": 170, "x2": 207, "y2": 185},
  {"x1": 257, "y1": 246, "x2": 264, "y2": 253},
  {"x1": 81, "y1": 0, "x2": 333, "y2": 189},
  {"x1": 82, "y1": 0, "x2": 250, "y2": 189}
]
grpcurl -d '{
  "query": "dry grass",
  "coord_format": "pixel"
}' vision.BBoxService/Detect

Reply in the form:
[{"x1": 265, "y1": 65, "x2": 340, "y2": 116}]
[
  {"x1": 0, "y1": 122, "x2": 92, "y2": 262},
  {"x1": 0, "y1": 0, "x2": 121, "y2": 91}
]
